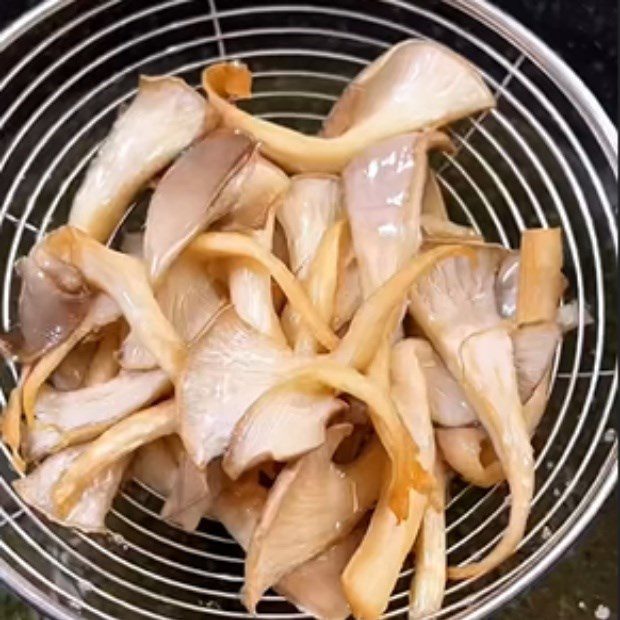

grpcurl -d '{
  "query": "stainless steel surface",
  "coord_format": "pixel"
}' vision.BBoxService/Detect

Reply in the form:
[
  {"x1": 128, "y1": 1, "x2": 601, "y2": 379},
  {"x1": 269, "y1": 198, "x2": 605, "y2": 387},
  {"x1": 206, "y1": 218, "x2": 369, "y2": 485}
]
[{"x1": 0, "y1": 1, "x2": 617, "y2": 618}]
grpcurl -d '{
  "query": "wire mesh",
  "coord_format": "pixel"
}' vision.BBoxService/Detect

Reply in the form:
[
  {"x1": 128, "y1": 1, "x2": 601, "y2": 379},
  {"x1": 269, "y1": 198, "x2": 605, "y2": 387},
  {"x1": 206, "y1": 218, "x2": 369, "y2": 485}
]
[{"x1": 0, "y1": 1, "x2": 617, "y2": 619}]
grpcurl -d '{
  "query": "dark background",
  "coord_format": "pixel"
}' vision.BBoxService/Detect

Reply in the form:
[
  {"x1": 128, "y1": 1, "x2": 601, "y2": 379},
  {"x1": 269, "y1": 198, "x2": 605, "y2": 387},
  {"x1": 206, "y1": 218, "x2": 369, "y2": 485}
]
[{"x1": 0, "y1": 1, "x2": 617, "y2": 619}]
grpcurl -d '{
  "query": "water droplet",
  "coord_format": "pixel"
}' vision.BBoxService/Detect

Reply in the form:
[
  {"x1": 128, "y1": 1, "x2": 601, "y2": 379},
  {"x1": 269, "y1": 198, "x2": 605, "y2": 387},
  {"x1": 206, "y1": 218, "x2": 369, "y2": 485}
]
[
  {"x1": 553, "y1": 488, "x2": 561, "y2": 498},
  {"x1": 546, "y1": 461, "x2": 555, "y2": 470},
  {"x1": 594, "y1": 604, "x2": 610, "y2": 620},
  {"x1": 109, "y1": 532, "x2": 128, "y2": 550},
  {"x1": 603, "y1": 429, "x2": 616, "y2": 443},
  {"x1": 76, "y1": 578, "x2": 93, "y2": 596},
  {"x1": 578, "y1": 601, "x2": 588, "y2": 611},
  {"x1": 541, "y1": 526, "x2": 552, "y2": 541},
  {"x1": 201, "y1": 600, "x2": 222, "y2": 610}
]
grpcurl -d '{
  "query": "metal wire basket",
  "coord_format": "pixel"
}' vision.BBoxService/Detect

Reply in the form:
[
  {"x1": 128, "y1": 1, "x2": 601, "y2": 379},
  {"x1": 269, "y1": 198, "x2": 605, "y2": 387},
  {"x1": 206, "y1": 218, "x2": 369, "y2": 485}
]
[{"x1": 0, "y1": 1, "x2": 617, "y2": 618}]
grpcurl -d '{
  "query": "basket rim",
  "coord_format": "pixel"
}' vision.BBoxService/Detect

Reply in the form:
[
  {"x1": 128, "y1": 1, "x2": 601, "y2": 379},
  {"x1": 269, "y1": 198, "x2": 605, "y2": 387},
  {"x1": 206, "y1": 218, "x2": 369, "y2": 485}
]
[{"x1": 0, "y1": 1, "x2": 617, "y2": 619}]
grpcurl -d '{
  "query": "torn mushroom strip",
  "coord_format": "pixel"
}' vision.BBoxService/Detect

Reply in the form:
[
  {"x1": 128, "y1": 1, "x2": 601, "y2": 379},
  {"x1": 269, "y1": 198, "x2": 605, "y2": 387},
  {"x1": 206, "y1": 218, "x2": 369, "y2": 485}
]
[
  {"x1": 178, "y1": 309, "x2": 300, "y2": 469},
  {"x1": 130, "y1": 436, "x2": 182, "y2": 497},
  {"x1": 410, "y1": 247, "x2": 535, "y2": 579},
  {"x1": 14, "y1": 444, "x2": 129, "y2": 533},
  {"x1": 69, "y1": 75, "x2": 212, "y2": 242},
  {"x1": 243, "y1": 424, "x2": 356, "y2": 610},
  {"x1": 337, "y1": 129, "x2": 458, "y2": 617},
  {"x1": 1, "y1": 248, "x2": 93, "y2": 364},
  {"x1": 22, "y1": 293, "x2": 120, "y2": 424},
  {"x1": 119, "y1": 249, "x2": 226, "y2": 371},
  {"x1": 409, "y1": 459, "x2": 448, "y2": 619},
  {"x1": 52, "y1": 400, "x2": 176, "y2": 517},
  {"x1": 160, "y1": 450, "x2": 213, "y2": 532},
  {"x1": 278, "y1": 175, "x2": 342, "y2": 351},
  {"x1": 243, "y1": 426, "x2": 384, "y2": 611},
  {"x1": 227, "y1": 209, "x2": 288, "y2": 344},
  {"x1": 143, "y1": 129, "x2": 257, "y2": 283},
  {"x1": 41, "y1": 226, "x2": 186, "y2": 378},
  {"x1": 26, "y1": 369, "x2": 171, "y2": 461},
  {"x1": 342, "y1": 339, "x2": 438, "y2": 619},
  {"x1": 434, "y1": 229, "x2": 565, "y2": 492},
  {"x1": 211, "y1": 462, "x2": 367, "y2": 620},
  {"x1": 343, "y1": 131, "x2": 452, "y2": 296}
]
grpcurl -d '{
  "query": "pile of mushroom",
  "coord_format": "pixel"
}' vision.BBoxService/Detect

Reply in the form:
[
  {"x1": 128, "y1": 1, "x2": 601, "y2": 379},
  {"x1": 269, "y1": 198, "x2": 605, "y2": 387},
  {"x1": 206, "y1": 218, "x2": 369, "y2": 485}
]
[{"x1": 1, "y1": 39, "x2": 576, "y2": 619}]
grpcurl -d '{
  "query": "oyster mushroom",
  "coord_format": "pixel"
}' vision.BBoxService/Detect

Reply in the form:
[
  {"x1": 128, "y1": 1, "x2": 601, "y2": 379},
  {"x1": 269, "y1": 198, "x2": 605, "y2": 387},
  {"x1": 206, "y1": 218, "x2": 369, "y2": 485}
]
[
  {"x1": 203, "y1": 41, "x2": 493, "y2": 173},
  {"x1": 143, "y1": 129, "x2": 257, "y2": 282},
  {"x1": 69, "y1": 75, "x2": 212, "y2": 242},
  {"x1": 52, "y1": 399, "x2": 177, "y2": 517},
  {"x1": 44, "y1": 227, "x2": 186, "y2": 377},
  {"x1": 26, "y1": 369, "x2": 171, "y2": 460},
  {"x1": 343, "y1": 131, "x2": 453, "y2": 296},
  {"x1": 410, "y1": 248, "x2": 534, "y2": 579},
  {"x1": 15, "y1": 444, "x2": 129, "y2": 533},
  {"x1": 342, "y1": 339, "x2": 437, "y2": 619},
  {"x1": 243, "y1": 427, "x2": 384, "y2": 611}
]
